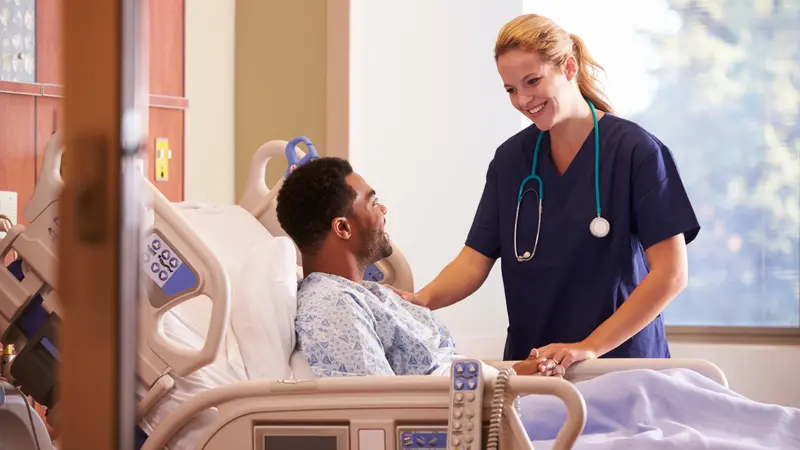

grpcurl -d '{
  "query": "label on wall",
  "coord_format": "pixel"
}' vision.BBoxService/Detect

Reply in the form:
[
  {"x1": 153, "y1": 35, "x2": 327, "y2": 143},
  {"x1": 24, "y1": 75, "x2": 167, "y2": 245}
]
[
  {"x1": 155, "y1": 138, "x2": 171, "y2": 181},
  {"x1": 0, "y1": 191, "x2": 18, "y2": 226}
]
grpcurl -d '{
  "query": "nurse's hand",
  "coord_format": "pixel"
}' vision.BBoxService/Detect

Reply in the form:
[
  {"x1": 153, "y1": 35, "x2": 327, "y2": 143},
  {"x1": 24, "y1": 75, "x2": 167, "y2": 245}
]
[
  {"x1": 531, "y1": 342, "x2": 597, "y2": 371},
  {"x1": 512, "y1": 357, "x2": 565, "y2": 378},
  {"x1": 388, "y1": 285, "x2": 427, "y2": 307}
]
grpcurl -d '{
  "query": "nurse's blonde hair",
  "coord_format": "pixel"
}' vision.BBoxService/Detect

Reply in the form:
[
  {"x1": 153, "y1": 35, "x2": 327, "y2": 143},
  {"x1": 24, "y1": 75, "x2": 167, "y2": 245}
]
[{"x1": 494, "y1": 14, "x2": 614, "y2": 114}]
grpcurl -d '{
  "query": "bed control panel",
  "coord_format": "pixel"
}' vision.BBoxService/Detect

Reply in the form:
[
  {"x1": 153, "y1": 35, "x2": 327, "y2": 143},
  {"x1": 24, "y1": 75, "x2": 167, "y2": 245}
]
[
  {"x1": 447, "y1": 359, "x2": 484, "y2": 449},
  {"x1": 397, "y1": 425, "x2": 489, "y2": 450},
  {"x1": 398, "y1": 430, "x2": 447, "y2": 449},
  {"x1": 142, "y1": 232, "x2": 199, "y2": 307}
]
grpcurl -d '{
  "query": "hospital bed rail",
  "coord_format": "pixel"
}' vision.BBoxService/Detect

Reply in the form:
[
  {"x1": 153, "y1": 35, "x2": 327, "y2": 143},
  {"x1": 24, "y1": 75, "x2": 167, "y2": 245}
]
[
  {"x1": 141, "y1": 355, "x2": 730, "y2": 450},
  {"x1": 0, "y1": 132, "x2": 234, "y2": 434},
  {"x1": 141, "y1": 373, "x2": 587, "y2": 450},
  {"x1": 487, "y1": 357, "x2": 729, "y2": 388}
]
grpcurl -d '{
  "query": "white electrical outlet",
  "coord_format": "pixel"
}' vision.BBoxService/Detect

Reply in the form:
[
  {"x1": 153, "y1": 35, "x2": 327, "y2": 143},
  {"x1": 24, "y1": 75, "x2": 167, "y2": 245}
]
[{"x1": 0, "y1": 191, "x2": 18, "y2": 225}]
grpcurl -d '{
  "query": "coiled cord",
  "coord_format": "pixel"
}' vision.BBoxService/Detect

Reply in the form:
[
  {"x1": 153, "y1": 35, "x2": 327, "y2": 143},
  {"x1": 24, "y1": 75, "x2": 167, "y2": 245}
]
[{"x1": 486, "y1": 367, "x2": 515, "y2": 450}]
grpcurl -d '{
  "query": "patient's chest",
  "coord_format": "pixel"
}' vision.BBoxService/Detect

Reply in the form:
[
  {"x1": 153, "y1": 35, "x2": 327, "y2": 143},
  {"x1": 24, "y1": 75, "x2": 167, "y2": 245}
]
[{"x1": 362, "y1": 283, "x2": 458, "y2": 375}]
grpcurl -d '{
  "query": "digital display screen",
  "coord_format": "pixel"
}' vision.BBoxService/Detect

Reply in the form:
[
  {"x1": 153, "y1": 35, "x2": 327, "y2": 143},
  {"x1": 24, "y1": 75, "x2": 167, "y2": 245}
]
[{"x1": 263, "y1": 435, "x2": 339, "y2": 450}]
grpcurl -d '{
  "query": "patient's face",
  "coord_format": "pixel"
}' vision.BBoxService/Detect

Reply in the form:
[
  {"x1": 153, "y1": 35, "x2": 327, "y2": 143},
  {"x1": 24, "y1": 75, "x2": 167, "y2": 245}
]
[{"x1": 345, "y1": 173, "x2": 393, "y2": 263}]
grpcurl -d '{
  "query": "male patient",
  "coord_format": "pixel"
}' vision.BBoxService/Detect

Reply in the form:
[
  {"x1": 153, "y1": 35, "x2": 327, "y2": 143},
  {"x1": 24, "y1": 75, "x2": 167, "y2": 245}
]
[{"x1": 276, "y1": 157, "x2": 556, "y2": 378}]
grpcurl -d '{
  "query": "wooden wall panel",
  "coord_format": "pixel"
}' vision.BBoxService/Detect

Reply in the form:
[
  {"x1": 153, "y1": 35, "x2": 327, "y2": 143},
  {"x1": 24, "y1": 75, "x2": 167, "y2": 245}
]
[
  {"x1": 0, "y1": 93, "x2": 37, "y2": 225},
  {"x1": 146, "y1": 107, "x2": 184, "y2": 202},
  {"x1": 0, "y1": 0, "x2": 188, "y2": 212},
  {"x1": 35, "y1": 96, "x2": 62, "y2": 178},
  {"x1": 149, "y1": 0, "x2": 185, "y2": 97},
  {"x1": 36, "y1": 0, "x2": 63, "y2": 85}
]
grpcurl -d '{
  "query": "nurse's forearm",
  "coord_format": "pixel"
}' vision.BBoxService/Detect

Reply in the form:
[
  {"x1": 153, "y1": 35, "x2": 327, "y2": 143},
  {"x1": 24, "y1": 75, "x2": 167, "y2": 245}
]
[
  {"x1": 583, "y1": 266, "x2": 687, "y2": 357},
  {"x1": 418, "y1": 246, "x2": 495, "y2": 310}
]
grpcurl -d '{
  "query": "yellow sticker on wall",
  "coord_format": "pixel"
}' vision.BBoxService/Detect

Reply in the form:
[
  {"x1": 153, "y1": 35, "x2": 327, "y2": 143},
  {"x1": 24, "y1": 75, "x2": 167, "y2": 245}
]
[{"x1": 155, "y1": 138, "x2": 170, "y2": 181}]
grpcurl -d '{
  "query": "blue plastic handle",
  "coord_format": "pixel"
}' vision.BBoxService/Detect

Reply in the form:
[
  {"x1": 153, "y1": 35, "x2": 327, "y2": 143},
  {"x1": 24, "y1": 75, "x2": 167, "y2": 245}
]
[{"x1": 284, "y1": 136, "x2": 320, "y2": 177}]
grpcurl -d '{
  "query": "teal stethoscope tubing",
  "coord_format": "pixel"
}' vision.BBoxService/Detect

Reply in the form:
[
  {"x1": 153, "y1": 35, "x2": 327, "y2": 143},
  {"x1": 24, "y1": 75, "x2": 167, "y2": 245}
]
[{"x1": 514, "y1": 99, "x2": 608, "y2": 262}]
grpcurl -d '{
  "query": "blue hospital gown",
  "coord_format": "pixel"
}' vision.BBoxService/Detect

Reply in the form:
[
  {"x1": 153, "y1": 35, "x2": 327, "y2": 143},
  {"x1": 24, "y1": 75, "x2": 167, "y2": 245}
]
[{"x1": 295, "y1": 272, "x2": 460, "y2": 377}]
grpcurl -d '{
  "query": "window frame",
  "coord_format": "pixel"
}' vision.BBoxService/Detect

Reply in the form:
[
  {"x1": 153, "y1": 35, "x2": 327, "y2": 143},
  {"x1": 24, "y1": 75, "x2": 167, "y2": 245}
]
[{"x1": 666, "y1": 325, "x2": 800, "y2": 346}]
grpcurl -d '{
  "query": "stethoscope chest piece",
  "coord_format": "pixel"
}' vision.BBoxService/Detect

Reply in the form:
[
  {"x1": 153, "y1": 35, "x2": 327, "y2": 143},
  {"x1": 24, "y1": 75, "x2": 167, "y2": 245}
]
[{"x1": 590, "y1": 216, "x2": 610, "y2": 238}]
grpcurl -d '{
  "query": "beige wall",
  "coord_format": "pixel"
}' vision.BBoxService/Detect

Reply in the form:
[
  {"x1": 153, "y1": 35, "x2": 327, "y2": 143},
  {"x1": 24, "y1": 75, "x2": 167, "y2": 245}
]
[
  {"x1": 184, "y1": 0, "x2": 236, "y2": 204},
  {"x1": 234, "y1": 0, "x2": 329, "y2": 200}
]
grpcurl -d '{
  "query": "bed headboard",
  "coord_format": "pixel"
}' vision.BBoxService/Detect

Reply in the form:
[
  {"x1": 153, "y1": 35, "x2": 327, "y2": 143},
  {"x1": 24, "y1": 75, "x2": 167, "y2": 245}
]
[{"x1": 238, "y1": 137, "x2": 415, "y2": 293}]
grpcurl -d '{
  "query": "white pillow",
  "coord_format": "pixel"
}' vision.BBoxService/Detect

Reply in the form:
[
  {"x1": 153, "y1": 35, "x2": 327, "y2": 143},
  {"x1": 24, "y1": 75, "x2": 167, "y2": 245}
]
[
  {"x1": 229, "y1": 235, "x2": 298, "y2": 380},
  {"x1": 171, "y1": 202, "x2": 298, "y2": 379}
]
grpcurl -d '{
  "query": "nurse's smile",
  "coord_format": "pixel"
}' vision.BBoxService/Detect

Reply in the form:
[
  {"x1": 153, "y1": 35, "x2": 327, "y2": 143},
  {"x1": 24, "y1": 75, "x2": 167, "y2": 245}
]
[{"x1": 527, "y1": 101, "x2": 547, "y2": 118}]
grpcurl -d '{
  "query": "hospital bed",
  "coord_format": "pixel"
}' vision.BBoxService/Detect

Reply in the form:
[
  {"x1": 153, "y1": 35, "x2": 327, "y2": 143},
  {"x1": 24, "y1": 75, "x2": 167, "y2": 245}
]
[{"x1": 0, "y1": 133, "x2": 730, "y2": 450}]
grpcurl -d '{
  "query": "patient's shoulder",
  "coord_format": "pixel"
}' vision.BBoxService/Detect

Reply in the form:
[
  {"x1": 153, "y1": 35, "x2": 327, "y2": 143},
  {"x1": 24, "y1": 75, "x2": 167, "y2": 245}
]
[{"x1": 296, "y1": 272, "x2": 366, "y2": 310}]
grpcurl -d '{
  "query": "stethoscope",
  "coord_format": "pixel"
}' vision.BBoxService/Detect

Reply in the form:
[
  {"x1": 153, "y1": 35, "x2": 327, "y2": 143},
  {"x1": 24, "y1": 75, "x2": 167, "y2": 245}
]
[{"x1": 514, "y1": 99, "x2": 610, "y2": 262}]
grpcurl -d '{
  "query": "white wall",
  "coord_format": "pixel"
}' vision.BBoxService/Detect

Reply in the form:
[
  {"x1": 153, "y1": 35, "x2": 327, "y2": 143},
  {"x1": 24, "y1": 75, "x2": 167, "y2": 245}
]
[
  {"x1": 184, "y1": 0, "x2": 235, "y2": 204},
  {"x1": 349, "y1": 0, "x2": 524, "y2": 341},
  {"x1": 348, "y1": 0, "x2": 800, "y2": 409}
]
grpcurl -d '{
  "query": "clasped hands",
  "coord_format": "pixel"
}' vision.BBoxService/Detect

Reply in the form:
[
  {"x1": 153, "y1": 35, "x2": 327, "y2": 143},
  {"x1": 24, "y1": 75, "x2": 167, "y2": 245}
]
[
  {"x1": 386, "y1": 286, "x2": 599, "y2": 378},
  {"x1": 512, "y1": 342, "x2": 597, "y2": 377}
]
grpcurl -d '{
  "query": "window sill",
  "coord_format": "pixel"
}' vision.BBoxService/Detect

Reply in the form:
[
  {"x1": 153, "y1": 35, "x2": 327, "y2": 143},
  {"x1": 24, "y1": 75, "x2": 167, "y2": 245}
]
[{"x1": 666, "y1": 326, "x2": 800, "y2": 346}]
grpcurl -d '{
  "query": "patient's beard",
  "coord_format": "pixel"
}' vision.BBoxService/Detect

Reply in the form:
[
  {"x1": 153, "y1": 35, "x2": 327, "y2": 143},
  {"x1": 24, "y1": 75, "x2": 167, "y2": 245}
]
[{"x1": 365, "y1": 228, "x2": 393, "y2": 265}]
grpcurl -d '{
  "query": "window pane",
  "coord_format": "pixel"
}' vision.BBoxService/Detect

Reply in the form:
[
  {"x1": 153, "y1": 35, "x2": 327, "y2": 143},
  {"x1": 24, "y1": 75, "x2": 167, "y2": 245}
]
[
  {"x1": 0, "y1": 0, "x2": 36, "y2": 83},
  {"x1": 523, "y1": 0, "x2": 800, "y2": 327}
]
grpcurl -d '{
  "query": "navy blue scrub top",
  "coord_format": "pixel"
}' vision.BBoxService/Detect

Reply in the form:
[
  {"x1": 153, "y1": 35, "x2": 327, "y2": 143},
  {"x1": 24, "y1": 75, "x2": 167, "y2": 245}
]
[{"x1": 466, "y1": 114, "x2": 700, "y2": 361}]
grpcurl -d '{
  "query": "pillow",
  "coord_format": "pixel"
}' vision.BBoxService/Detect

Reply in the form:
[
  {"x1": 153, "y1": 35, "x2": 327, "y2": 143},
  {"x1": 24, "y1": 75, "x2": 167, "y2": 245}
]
[{"x1": 171, "y1": 203, "x2": 298, "y2": 379}]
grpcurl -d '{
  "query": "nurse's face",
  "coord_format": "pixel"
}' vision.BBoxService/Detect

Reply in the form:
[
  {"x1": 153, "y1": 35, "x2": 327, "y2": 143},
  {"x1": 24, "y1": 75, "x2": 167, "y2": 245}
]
[
  {"x1": 497, "y1": 48, "x2": 577, "y2": 131},
  {"x1": 344, "y1": 172, "x2": 393, "y2": 264}
]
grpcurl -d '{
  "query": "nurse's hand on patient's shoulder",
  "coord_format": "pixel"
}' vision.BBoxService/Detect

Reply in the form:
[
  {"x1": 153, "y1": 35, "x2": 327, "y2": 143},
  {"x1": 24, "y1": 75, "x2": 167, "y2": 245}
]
[
  {"x1": 388, "y1": 285, "x2": 428, "y2": 307},
  {"x1": 531, "y1": 342, "x2": 597, "y2": 371}
]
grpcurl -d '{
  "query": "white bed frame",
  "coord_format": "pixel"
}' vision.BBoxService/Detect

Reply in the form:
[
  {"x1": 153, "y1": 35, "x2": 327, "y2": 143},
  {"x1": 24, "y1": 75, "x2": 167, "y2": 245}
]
[
  {"x1": 5, "y1": 134, "x2": 729, "y2": 450},
  {"x1": 141, "y1": 357, "x2": 727, "y2": 450}
]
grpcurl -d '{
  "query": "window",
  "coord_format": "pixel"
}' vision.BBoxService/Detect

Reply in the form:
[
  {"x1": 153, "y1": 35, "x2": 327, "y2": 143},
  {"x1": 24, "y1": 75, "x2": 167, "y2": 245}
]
[
  {"x1": 0, "y1": 0, "x2": 37, "y2": 83},
  {"x1": 523, "y1": 0, "x2": 800, "y2": 330}
]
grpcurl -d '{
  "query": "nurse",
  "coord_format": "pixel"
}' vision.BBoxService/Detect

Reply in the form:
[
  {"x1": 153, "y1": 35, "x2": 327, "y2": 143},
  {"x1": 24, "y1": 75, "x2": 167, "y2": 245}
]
[{"x1": 392, "y1": 14, "x2": 701, "y2": 370}]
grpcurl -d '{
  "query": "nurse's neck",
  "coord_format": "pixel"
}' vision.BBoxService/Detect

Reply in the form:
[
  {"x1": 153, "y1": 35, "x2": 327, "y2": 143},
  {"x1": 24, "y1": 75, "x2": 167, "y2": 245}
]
[
  {"x1": 548, "y1": 98, "x2": 605, "y2": 172},
  {"x1": 301, "y1": 242, "x2": 366, "y2": 283}
]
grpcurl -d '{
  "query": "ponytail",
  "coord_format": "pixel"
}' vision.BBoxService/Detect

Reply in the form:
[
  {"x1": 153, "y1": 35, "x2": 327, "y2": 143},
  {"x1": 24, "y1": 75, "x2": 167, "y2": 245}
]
[
  {"x1": 495, "y1": 15, "x2": 615, "y2": 114},
  {"x1": 569, "y1": 33, "x2": 614, "y2": 114}
]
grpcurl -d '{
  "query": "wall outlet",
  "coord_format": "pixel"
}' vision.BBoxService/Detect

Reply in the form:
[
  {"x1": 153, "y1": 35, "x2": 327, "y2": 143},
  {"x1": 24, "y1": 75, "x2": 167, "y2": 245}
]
[
  {"x1": 155, "y1": 138, "x2": 171, "y2": 181},
  {"x1": 0, "y1": 191, "x2": 18, "y2": 225}
]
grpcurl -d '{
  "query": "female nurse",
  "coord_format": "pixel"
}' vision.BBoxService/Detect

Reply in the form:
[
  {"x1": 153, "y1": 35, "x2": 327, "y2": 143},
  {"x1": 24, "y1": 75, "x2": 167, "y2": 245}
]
[{"x1": 392, "y1": 14, "x2": 701, "y2": 372}]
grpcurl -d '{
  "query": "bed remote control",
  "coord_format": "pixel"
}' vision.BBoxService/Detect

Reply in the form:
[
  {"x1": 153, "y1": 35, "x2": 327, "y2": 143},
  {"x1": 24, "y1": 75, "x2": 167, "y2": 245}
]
[{"x1": 447, "y1": 359, "x2": 484, "y2": 449}]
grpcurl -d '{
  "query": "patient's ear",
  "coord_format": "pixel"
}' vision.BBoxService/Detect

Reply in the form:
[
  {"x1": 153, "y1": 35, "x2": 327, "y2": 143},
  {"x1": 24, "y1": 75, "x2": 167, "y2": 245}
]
[{"x1": 332, "y1": 217, "x2": 352, "y2": 240}]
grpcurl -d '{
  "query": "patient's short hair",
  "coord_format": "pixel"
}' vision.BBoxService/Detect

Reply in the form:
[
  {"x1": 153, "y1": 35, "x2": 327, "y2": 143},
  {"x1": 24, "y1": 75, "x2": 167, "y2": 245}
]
[{"x1": 276, "y1": 157, "x2": 357, "y2": 254}]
